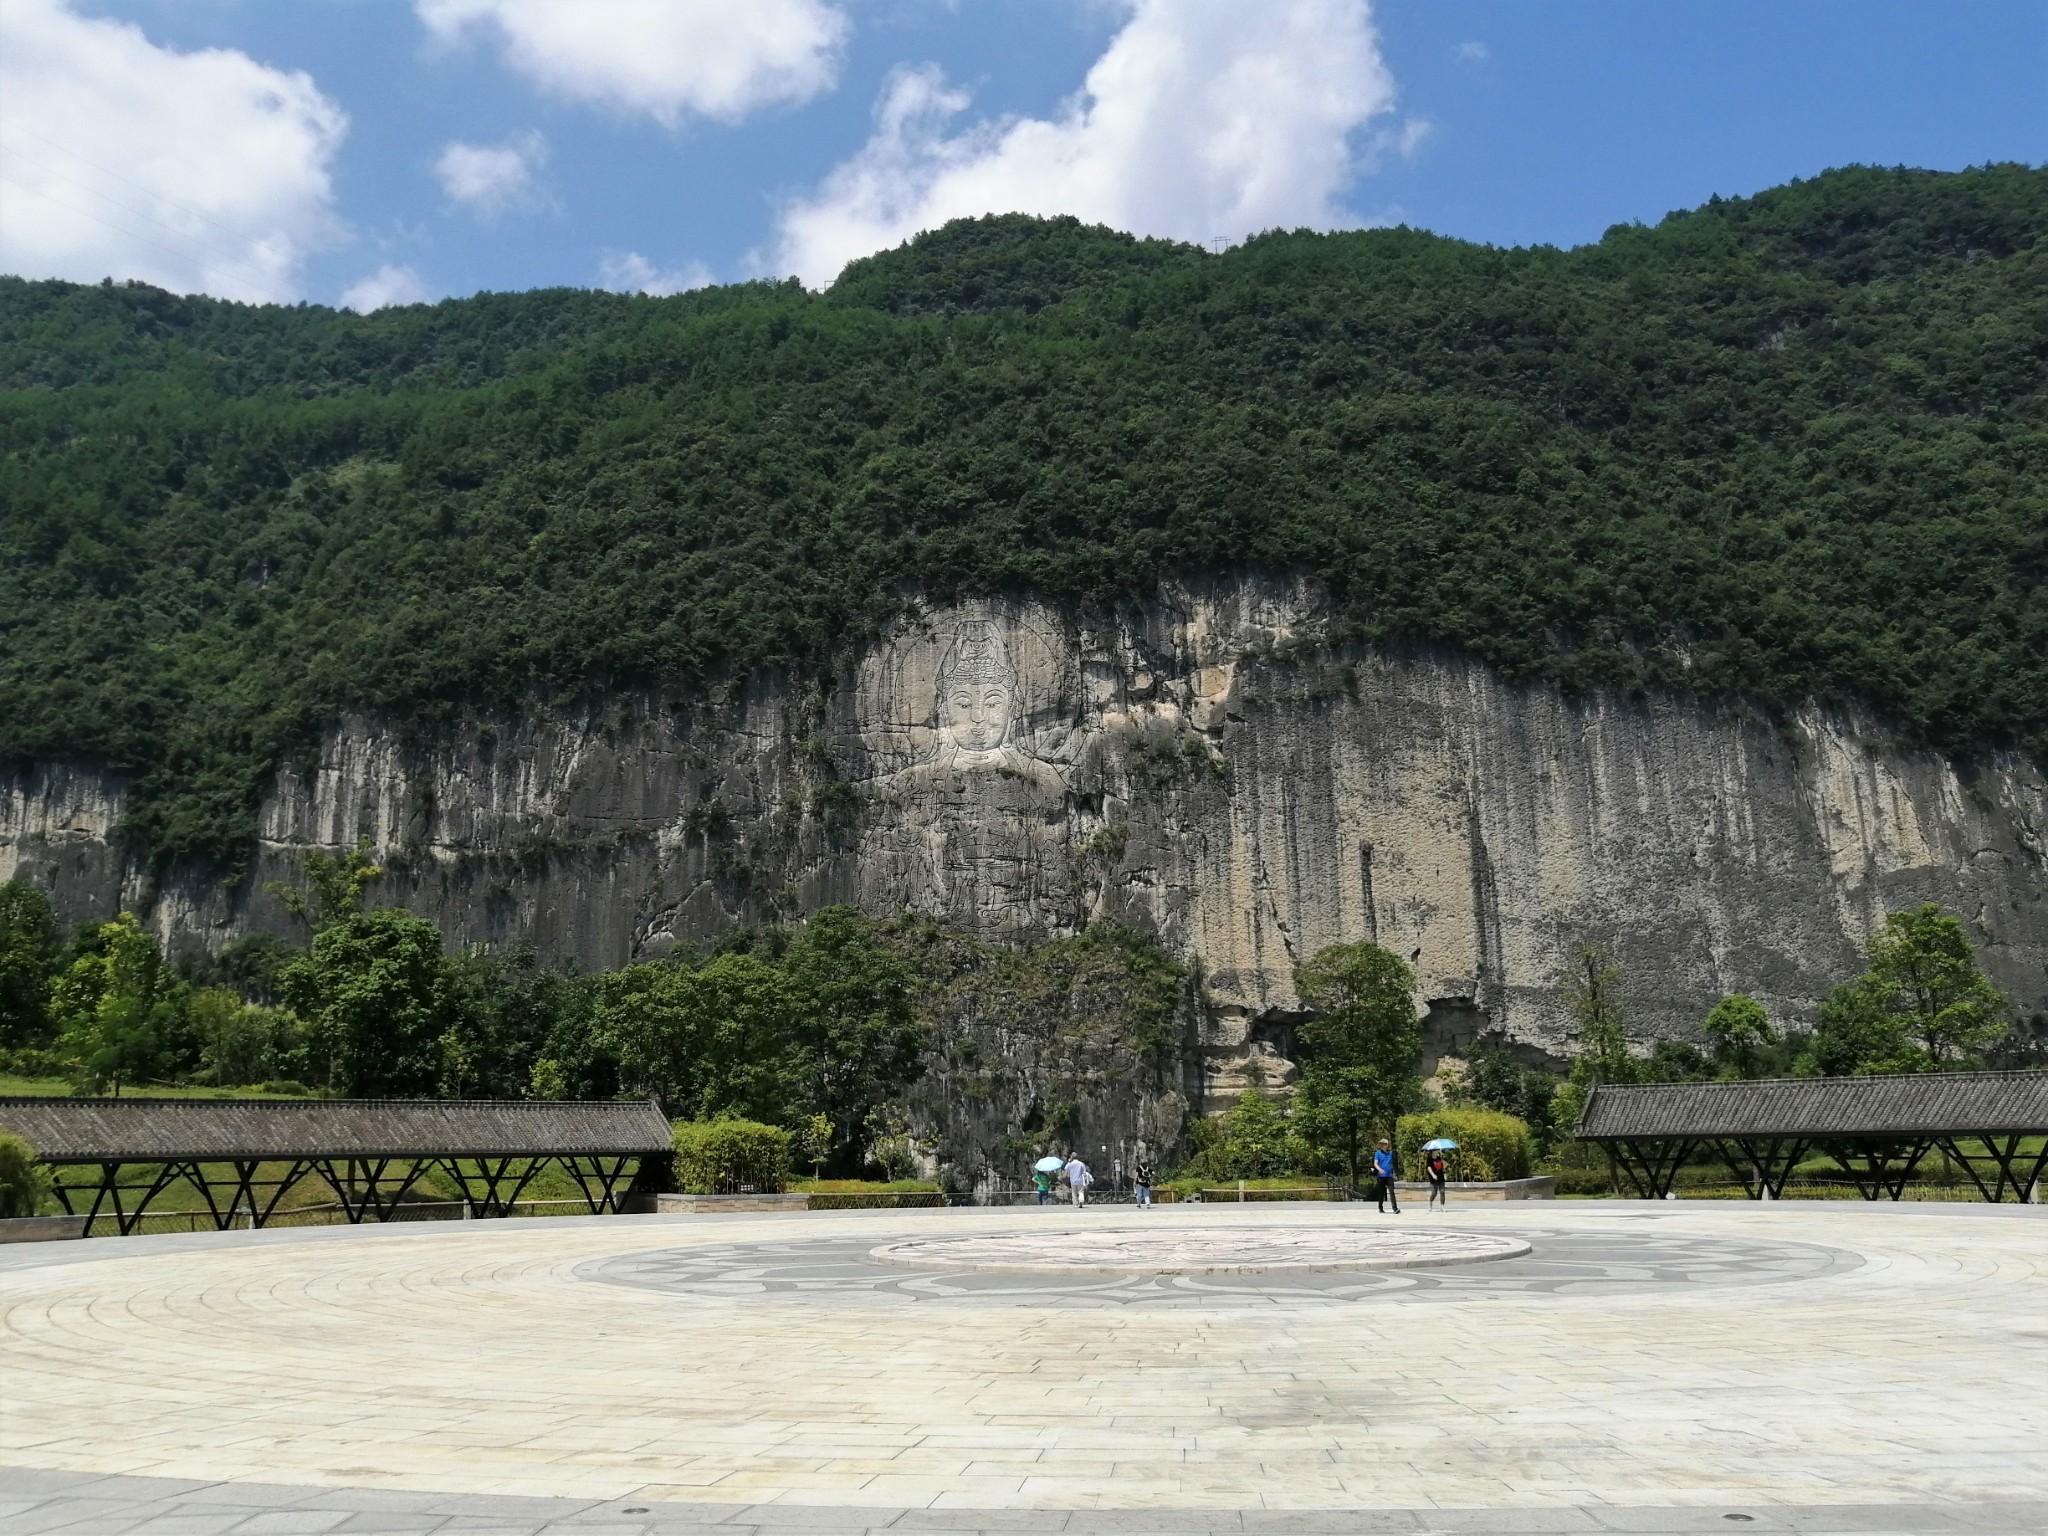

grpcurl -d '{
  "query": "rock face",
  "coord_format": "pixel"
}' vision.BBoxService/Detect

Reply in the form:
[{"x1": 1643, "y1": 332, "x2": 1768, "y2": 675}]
[{"x1": 6, "y1": 579, "x2": 2046, "y2": 1101}]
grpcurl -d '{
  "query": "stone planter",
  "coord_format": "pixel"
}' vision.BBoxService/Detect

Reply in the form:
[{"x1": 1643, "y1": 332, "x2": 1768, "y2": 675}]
[
  {"x1": 655, "y1": 1192, "x2": 808, "y2": 1214},
  {"x1": 0, "y1": 1214, "x2": 89, "y2": 1243},
  {"x1": 1395, "y1": 1176, "x2": 1555, "y2": 1202}
]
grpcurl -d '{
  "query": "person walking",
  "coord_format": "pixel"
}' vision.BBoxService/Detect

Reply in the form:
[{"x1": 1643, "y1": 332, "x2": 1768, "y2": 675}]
[
  {"x1": 1372, "y1": 1138, "x2": 1401, "y2": 1214},
  {"x1": 1425, "y1": 1150, "x2": 1449, "y2": 1211},
  {"x1": 1133, "y1": 1154, "x2": 1155, "y2": 1208},
  {"x1": 1032, "y1": 1164, "x2": 1054, "y2": 1206},
  {"x1": 1064, "y1": 1155, "x2": 1094, "y2": 1207}
]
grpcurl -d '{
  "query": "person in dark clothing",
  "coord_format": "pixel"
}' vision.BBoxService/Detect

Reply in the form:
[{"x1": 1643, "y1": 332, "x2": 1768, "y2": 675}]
[
  {"x1": 1373, "y1": 1139, "x2": 1400, "y2": 1213},
  {"x1": 1133, "y1": 1155, "x2": 1156, "y2": 1207},
  {"x1": 1426, "y1": 1151, "x2": 1450, "y2": 1210}
]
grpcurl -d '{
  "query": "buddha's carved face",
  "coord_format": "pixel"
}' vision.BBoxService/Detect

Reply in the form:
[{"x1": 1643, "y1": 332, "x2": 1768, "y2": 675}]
[
  {"x1": 935, "y1": 624, "x2": 1015, "y2": 757},
  {"x1": 940, "y1": 679, "x2": 1013, "y2": 753}
]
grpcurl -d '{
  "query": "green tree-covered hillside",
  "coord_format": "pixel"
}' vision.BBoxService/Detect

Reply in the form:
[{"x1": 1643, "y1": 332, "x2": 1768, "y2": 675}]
[{"x1": 2, "y1": 164, "x2": 2043, "y2": 870}]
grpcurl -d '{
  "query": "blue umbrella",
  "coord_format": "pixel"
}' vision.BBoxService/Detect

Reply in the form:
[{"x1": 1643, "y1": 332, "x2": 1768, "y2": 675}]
[
  {"x1": 1422, "y1": 1138, "x2": 1459, "y2": 1151},
  {"x1": 1033, "y1": 1156, "x2": 1065, "y2": 1173}
]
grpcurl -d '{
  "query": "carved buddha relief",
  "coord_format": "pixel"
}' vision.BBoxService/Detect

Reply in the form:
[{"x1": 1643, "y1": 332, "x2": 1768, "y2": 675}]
[{"x1": 856, "y1": 609, "x2": 1073, "y2": 793}]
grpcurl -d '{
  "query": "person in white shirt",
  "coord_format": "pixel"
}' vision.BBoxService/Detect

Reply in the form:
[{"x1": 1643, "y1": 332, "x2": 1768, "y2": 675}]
[{"x1": 1064, "y1": 1156, "x2": 1094, "y2": 1207}]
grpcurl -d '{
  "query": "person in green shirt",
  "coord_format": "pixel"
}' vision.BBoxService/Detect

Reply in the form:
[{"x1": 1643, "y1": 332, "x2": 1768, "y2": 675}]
[{"x1": 1032, "y1": 1167, "x2": 1053, "y2": 1205}]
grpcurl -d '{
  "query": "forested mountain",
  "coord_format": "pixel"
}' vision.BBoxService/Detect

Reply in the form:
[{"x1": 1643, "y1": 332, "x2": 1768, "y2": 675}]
[{"x1": 1, "y1": 164, "x2": 2043, "y2": 871}]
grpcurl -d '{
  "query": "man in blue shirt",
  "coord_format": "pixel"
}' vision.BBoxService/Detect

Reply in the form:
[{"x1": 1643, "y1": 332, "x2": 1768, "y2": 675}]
[{"x1": 1372, "y1": 1139, "x2": 1400, "y2": 1213}]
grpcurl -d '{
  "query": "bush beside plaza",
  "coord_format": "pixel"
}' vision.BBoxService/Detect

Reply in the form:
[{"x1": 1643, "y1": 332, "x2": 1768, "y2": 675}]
[
  {"x1": 1395, "y1": 1109, "x2": 1536, "y2": 1184},
  {"x1": 671, "y1": 1119, "x2": 794, "y2": 1195}
]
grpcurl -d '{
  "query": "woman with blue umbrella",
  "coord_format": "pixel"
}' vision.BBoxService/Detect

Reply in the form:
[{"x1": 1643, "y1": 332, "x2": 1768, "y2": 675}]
[
  {"x1": 1032, "y1": 1155, "x2": 1063, "y2": 1206},
  {"x1": 1422, "y1": 1138, "x2": 1457, "y2": 1210}
]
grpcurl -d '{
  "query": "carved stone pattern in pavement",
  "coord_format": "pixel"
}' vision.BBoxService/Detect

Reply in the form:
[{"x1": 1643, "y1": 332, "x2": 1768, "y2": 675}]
[
  {"x1": 579, "y1": 1225, "x2": 1862, "y2": 1309},
  {"x1": 868, "y1": 1225, "x2": 1531, "y2": 1273}
]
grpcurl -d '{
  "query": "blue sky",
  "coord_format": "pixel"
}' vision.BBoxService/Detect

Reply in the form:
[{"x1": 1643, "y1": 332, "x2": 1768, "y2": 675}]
[{"x1": 1, "y1": 0, "x2": 2041, "y2": 310}]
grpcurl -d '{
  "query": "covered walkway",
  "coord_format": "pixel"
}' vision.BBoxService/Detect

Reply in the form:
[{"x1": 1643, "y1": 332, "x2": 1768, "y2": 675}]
[
  {"x1": 1573, "y1": 1069, "x2": 2048, "y2": 1200},
  {"x1": 0, "y1": 1096, "x2": 672, "y2": 1233}
]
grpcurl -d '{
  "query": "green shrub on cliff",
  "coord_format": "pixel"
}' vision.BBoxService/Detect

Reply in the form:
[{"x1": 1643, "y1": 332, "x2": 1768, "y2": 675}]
[{"x1": 2, "y1": 165, "x2": 2043, "y2": 871}]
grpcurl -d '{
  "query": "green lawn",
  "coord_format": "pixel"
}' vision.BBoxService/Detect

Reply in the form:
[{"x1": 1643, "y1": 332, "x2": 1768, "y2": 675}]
[{"x1": 0, "y1": 1074, "x2": 316, "y2": 1100}]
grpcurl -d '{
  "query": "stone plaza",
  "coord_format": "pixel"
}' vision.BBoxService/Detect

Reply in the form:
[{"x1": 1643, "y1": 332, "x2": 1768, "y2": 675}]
[{"x1": 1, "y1": 1200, "x2": 2043, "y2": 1534}]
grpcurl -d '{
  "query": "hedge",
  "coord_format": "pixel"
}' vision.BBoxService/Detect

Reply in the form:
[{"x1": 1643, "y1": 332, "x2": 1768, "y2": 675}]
[
  {"x1": 0, "y1": 1131, "x2": 53, "y2": 1218},
  {"x1": 1395, "y1": 1108, "x2": 1536, "y2": 1183},
  {"x1": 670, "y1": 1118, "x2": 792, "y2": 1194}
]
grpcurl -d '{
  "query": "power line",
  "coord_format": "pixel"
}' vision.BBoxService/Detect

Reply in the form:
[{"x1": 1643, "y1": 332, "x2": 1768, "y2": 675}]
[
  {"x1": 0, "y1": 145, "x2": 282, "y2": 290},
  {"x1": 0, "y1": 113, "x2": 265, "y2": 249},
  {"x1": 0, "y1": 173, "x2": 279, "y2": 297}
]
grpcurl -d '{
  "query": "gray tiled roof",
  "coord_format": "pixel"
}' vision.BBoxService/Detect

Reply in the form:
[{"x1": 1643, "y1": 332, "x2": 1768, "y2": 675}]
[
  {"x1": 0, "y1": 1096, "x2": 672, "y2": 1162},
  {"x1": 1576, "y1": 1070, "x2": 2048, "y2": 1139}
]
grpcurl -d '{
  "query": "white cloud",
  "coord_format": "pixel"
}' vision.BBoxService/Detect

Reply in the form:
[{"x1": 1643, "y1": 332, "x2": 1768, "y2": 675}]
[
  {"x1": 1365, "y1": 115, "x2": 1432, "y2": 168},
  {"x1": 1455, "y1": 41, "x2": 1489, "y2": 64},
  {"x1": 417, "y1": 0, "x2": 848, "y2": 126},
  {"x1": 0, "y1": 0, "x2": 346, "y2": 302},
  {"x1": 435, "y1": 131, "x2": 545, "y2": 214},
  {"x1": 341, "y1": 264, "x2": 430, "y2": 312},
  {"x1": 768, "y1": 0, "x2": 1397, "y2": 288},
  {"x1": 598, "y1": 251, "x2": 714, "y2": 297}
]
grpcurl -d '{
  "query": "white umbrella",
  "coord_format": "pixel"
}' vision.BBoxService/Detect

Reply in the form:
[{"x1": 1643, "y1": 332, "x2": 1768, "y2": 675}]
[{"x1": 1033, "y1": 1156, "x2": 1065, "y2": 1173}]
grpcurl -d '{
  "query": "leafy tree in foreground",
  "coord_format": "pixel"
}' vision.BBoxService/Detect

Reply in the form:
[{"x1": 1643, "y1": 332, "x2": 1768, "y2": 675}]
[
  {"x1": 1808, "y1": 906, "x2": 2009, "y2": 1074},
  {"x1": 1565, "y1": 942, "x2": 1639, "y2": 1086},
  {"x1": 1292, "y1": 942, "x2": 1423, "y2": 1186},
  {"x1": 51, "y1": 913, "x2": 185, "y2": 1094},
  {"x1": 278, "y1": 907, "x2": 451, "y2": 1096}
]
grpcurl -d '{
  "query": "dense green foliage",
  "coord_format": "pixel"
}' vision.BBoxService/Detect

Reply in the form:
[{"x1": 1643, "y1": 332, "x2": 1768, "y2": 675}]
[
  {"x1": 591, "y1": 906, "x2": 923, "y2": 1166},
  {"x1": 1445, "y1": 1049, "x2": 1560, "y2": 1155},
  {"x1": 1703, "y1": 993, "x2": 1778, "y2": 1077},
  {"x1": 0, "y1": 880, "x2": 60, "y2": 1047},
  {"x1": 2, "y1": 166, "x2": 2043, "y2": 869},
  {"x1": 1181, "y1": 1084, "x2": 1295, "y2": 1182}
]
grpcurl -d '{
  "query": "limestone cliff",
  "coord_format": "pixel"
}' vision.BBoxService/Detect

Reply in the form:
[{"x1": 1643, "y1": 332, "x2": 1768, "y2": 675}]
[{"x1": 6, "y1": 579, "x2": 2045, "y2": 1100}]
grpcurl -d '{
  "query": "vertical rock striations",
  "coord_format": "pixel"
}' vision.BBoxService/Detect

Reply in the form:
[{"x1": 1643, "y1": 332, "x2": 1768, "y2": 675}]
[{"x1": 5, "y1": 579, "x2": 2043, "y2": 1097}]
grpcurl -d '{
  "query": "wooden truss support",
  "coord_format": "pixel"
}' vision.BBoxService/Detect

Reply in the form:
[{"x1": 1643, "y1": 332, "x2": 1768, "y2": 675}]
[
  {"x1": 310, "y1": 1157, "x2": 432, "y2": 1222},
  {"x1": 178, "y1": 1159, "x2": 316, "y2": 1230},
  {"x1": 1712, "y1": 1137, "x2": 1811, "y2": 1200},
  {"x1": 1934, "y1": 1134, "x2": 2048, "y2": 1204},
  {"x1": 1603, "y1": 1138, "x2": 1696, "y2": 1199},
  {"x1": 1827, "y1": 1139, "x2": 1934, "y2": 1201},
  {"x1": 438, "y1": 1156, "x2": 547, "y2": 1217},
  {"x1": 47, "y1": 1160, "x2": 186, "y2": 1236},
  {"x1": 561, "y1": 1155, "x2": 642, "y2": 1214}
]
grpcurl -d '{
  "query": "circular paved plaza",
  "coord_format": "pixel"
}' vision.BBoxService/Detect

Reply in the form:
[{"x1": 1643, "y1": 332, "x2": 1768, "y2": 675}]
[{"x1": 1, "y1": 1201, "x2": 2044, "y2": 1535}]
